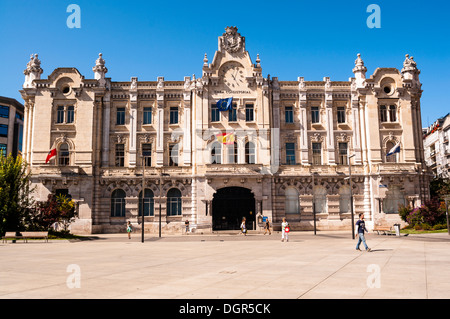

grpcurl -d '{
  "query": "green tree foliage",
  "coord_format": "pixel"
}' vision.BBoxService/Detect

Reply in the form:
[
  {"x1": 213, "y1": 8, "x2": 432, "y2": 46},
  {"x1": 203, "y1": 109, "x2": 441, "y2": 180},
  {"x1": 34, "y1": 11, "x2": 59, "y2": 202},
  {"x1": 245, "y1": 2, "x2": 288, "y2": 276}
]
[
  {"x1": 31, "y1": 194, "x2": 77, "y2": 232},
  {"x1": 0, "y1": 155, "x2": 35, "y2": 235}
]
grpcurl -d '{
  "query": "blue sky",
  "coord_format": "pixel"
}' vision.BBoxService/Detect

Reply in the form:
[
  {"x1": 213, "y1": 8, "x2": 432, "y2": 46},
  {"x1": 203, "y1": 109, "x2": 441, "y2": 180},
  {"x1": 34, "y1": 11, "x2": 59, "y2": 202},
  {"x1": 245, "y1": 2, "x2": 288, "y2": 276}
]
[{"x1": 1, "y1": 0, "x2": 449, "y2": 126}]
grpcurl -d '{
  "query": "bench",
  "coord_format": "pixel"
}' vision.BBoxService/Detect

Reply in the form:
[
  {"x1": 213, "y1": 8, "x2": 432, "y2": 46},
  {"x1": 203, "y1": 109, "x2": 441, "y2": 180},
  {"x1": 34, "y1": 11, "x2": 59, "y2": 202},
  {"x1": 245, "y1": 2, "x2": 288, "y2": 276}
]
[
  {"x1": 2, "y1": 231, "x2": 49, "y2": 243},
  {"x1": 373, "y1": 226, "x2": 394, "y2": 235}
]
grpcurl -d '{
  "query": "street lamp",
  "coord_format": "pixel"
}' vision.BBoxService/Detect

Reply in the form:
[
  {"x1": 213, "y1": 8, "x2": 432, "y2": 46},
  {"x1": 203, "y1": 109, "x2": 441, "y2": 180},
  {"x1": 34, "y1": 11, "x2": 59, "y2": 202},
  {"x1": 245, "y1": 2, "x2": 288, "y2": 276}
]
[
  {"x1": 444, "y1": 195, "x2": 450, "y2": 236},
  {"x1": 347, "y1": 153, "x2": 356, "y2": 239},
  {"x1": 311, "y1": 171, "x2": 318, "y2": 235},
  {"x1": 158, "y1": 168, "x2": 170, "y2": 238},
  {"x1": 141, "y1": 156, "x2": 146, "y2": 243}
]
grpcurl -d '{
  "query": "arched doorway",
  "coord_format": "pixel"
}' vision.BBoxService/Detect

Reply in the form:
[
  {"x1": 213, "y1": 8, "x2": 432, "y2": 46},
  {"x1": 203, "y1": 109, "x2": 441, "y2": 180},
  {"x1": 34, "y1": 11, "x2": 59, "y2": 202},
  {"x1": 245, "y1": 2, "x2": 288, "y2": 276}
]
[{"x1": 212, "y1": 187, "x2": 255, "y2": 231}]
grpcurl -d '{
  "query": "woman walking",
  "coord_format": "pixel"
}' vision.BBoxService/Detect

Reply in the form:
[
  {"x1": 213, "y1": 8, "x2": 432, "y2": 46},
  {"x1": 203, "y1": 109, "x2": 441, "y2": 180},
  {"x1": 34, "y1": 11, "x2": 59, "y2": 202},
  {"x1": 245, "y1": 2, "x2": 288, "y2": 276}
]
[
  {"x1": 127, "y1": 221, "x2": 132, "y2": 239},
  {"x1": 281, "y1": 218, "x2": 289, "y2": 242},
  {"x1": 240, "y1": 217, "x2": 247, "y2": 236}
]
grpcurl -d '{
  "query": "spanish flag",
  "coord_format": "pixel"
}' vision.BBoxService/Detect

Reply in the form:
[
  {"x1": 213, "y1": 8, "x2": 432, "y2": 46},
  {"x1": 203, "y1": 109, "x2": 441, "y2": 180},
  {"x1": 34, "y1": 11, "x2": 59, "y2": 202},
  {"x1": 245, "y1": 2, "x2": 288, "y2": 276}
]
[
  {"x1": 216, "y1": 132, "x2": 235, "y2": 145},
  {"x1": 45, "y1": 142, "x2": 57, "y2": 164}
]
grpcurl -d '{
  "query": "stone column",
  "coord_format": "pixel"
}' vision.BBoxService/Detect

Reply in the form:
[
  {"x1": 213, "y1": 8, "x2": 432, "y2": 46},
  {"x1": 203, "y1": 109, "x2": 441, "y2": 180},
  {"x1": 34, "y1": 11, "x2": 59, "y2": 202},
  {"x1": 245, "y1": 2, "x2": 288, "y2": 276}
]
[
  {"x1": 101, "y1": 92, "x2": 111, "y2": 167},
  {"x1": 324, "y1": 78, "x2": 335, "y2": 164},
  {"x1": 183, "y1": 77, "x2": 192, "y2": 166},
  {"x1": 128, "y1": 77, "x2": 138, "y2": 167},
  {"x1": 156, "y1": 77, "x2": 165, "y2": 166},
  {"x1": 298, "y1": 77, "x2": 309, "y2": 165}
]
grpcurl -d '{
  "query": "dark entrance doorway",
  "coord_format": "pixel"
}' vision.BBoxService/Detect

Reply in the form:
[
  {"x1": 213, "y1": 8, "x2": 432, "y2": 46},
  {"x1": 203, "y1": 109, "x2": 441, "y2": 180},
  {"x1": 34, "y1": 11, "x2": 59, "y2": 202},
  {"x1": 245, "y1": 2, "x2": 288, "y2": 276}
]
[{"x1": 212, "y1": 187, "x2": 255, "y2": 231}]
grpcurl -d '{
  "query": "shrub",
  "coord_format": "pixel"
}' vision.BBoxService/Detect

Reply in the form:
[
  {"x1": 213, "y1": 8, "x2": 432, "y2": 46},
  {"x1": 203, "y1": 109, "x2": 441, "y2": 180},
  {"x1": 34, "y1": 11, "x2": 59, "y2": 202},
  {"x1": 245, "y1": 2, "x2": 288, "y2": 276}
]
[{"x1": 404, "y1": 198, "x2": 446, "y2": 228}]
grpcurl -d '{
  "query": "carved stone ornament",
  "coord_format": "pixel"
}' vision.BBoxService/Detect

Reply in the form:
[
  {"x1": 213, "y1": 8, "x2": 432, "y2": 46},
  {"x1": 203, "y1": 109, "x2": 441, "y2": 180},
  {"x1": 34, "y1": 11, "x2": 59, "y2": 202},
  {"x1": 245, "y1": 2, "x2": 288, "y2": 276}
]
[
  {"x1": 221, "y1": 26, "x2": 243, "y2": 53},
  {"x1": 310, "y1": 133, "x2": 324, "y2": 142}
]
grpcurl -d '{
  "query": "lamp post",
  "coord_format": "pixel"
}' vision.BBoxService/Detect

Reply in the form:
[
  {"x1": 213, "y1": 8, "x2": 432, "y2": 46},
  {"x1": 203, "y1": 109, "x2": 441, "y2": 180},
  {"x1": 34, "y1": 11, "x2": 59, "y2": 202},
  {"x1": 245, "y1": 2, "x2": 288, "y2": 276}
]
[
  {"x1": 444, "y1": 195, "x2": 450, "y2": 236},
  {"x1": 311, "y1": 171, "x2": 318, "y2": 235},
  {"x1": 158, "y1": 168, "x2": 170, "y2": 238},
  {"x1": 348, "y1": 153, "x2": 356, "y2": 239},
  {"x1": 141, "y1": 156, "x2": 145, "y2": 243}
]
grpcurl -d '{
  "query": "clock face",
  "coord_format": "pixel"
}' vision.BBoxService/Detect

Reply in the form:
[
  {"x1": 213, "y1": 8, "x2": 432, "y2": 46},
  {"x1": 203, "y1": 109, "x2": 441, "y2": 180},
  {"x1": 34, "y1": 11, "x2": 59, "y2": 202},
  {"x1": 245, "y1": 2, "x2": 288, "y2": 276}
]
[{"x1": 220, "y1": 62, "x2": 245, "y2": 88}]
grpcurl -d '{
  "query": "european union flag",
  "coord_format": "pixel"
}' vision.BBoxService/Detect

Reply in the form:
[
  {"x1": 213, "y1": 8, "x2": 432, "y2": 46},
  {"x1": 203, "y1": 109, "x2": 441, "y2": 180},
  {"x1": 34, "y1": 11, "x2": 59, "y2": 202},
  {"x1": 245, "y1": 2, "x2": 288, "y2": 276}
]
[{"x1": 217, "y1": 97, "x2": 233, "y2": 111}]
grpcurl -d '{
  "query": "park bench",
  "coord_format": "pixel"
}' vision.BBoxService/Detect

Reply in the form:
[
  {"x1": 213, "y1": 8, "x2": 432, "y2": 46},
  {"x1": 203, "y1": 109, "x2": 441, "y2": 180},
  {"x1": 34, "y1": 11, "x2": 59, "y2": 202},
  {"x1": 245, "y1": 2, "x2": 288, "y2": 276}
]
[
  {"x1": 2, "y1": 231, "x2": 49, "y2": 243},
  {"x1": 373, "y1": 225, "x2": 394, "y2": 235}
]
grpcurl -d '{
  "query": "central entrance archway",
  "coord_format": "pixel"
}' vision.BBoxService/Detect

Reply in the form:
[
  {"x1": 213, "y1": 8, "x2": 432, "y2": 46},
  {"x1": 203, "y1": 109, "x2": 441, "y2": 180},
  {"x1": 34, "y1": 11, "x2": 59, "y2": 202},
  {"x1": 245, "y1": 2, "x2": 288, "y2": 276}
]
[{"x1": 212, "y1": 187, "x2": 256, "y2": 231}]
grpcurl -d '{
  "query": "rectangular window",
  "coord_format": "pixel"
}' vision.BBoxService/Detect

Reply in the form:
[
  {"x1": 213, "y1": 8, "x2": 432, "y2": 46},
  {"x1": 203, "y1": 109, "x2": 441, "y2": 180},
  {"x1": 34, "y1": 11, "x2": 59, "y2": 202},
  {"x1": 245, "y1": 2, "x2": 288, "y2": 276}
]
[
  {"x1": 285, "y1": 106, "x2": 294, "y2": 123},
  {"x1": 311, "y1": 106, "x2": 320, "y2": 123},
  {"x1": 66, "y1": 106, "x2": 74, "y2": 123},
  {"x1": 211, "y1": 104, "x2": 220, "y2": 122},
  {"x1": 286, "y1": 143, "x2": 296, "y2": 165},
  {"x1": 0, "y1": 124, "x2": 8, "y2": 138},
  {"x1": 57, "y1": 106, "x2": 65, "y2": 124},
  {"x1": 339, "y1": 142, "x2": 348, "y2": 165},
  {"x1": 116, "y1": 107, "x2": 125, "y2": 125},
  {"x1": 170, "y1": 107, "x2": 178, "y2": 124},
  {"x1": 245, "y1": 104, "x2": 254, "y2": 122},
  {"x1": 0, "y1": 144, "x2": 6, "y2": 157},
  {"x1": 142, "y1": 143, "x2": 152, "y2": 166},
  {"x1": 115, "y1": 144, "x2": 125, "y2": 167},
  {"x1": 169, "y1": 143, "x2": 178, "y2": 166},
  {"x1": 0, "y1": 105, "x2": 9, "y2": 118},
  {"x1": 380, "y1": 105, "x2": 387, "y2": 123},
  {"x1": 312, "y1": 142, "x2": 322, "y2": 165},
  {"x1": 227, "y1": 143, "x2": 237, "y2": 164},
  {"x1": 229, "y1": 103, "x2": 237, "y2": 122},
  {"x1": 143, "y1": 107, "x2": 152, "y2": 125},
  {"x1": 389, "y1": 105, "x2": 397, "y2": 122},
  {"x1": 337, "y1": 106, "x2": 346, "y2": 124}
]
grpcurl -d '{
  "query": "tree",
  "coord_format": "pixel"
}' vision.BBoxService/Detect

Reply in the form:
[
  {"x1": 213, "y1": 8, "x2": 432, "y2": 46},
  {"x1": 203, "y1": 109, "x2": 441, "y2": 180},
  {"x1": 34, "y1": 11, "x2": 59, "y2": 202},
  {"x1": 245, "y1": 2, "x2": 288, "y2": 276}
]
[
  {"x1": 0, "y1": 154, "x2": 35, "y2": 235},
  {"x1": 33, "y1": 193, "x2": 77, "y2": 232}
]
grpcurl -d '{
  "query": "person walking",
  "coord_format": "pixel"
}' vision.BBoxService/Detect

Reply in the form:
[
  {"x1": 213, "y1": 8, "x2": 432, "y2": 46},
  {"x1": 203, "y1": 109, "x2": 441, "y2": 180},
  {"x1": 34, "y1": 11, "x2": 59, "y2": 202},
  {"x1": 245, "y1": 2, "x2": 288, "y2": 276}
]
[
  {"x1": 127, "y1": 221, "x2": 132, "y2": 239},
  {"x1": 264, "y1": 218, "x2": 271, "y2": 235},
  {"x1": 240, "y1": 217, "x2": 247, "y2": 236},
  {"x1": 355, "y1": 213, "x2": 371, "y2": 251},
  {"x1": 185, "y1": 219, "x2": 190, "y2": 234},
  {"x1": 281, "y1": 217, "x2": 289, "y2": 242}
]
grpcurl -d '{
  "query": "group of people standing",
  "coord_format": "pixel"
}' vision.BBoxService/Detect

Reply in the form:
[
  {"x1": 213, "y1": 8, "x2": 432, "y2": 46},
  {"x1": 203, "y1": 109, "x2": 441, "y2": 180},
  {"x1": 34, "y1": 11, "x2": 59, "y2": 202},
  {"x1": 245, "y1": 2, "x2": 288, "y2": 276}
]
[{"x1": 240, "y1": 217, "x2": 290, "y2": 242}]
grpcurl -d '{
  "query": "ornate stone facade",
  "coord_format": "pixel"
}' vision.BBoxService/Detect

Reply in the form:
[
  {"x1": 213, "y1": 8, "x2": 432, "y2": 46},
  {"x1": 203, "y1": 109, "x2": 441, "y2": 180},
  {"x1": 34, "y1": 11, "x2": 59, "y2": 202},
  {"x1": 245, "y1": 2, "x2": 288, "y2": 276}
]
[{"x1": 20, "y1": 27, "x2": 429, "y2": 234}]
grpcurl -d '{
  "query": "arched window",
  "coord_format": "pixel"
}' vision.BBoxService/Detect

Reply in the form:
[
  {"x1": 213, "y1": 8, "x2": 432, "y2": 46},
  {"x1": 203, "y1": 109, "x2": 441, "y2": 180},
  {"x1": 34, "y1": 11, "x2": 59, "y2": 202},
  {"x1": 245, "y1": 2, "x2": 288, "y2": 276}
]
[
  {"x1": 339, "y1": 185, "x2": 351, "y2": 214},
  {"x1": 383, "y1": 186, "x2": 405, "y2": 214},
  {"x1": 314, "y1": 186, "x2": 327, "y2": 214},
  {"x1": 167, "y1": 188, "x2": 182, "y2": 216},
  {"x1": 285, "y1": 187, "x2": 299, "y2": 214},
  {"x1": 227, "y1": 141, "x2": 238, "y2": 164},
  {"x1": 58, "y1": 143, "x2": 70, "y2": 166},
  {"x1": 245, "y1": 142, "x2": 256, "y2": 164},
  {"x1": 139, "y1": 188, "x2": 154, "y2": 216},
  {"x1": 111, "y1": 189, "x2": 126, "y2": 217},
  {"x1": 385, "y1": 141, "x2": 397, "y2": 163},
  {"x1": 211, "y1": 142, "x2": 222, "y2": 164}
]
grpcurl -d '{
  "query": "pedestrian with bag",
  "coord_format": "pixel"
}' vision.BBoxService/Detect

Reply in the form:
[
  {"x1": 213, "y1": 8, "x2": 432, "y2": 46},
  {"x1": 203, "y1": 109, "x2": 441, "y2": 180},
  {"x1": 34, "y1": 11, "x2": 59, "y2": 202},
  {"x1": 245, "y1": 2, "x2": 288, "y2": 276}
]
[
  {"x1": 240, "y1": 217, "x2": 247, "y2": 236},
  {"x1": 355, "y1": 213, "x2": 371, "y2": 251},
  {"x1": 127, "y1": 221, "x2": 132, "y2": 239},
  {"x1": 281, "y1": 217, "x2": 289, "y2": 242}
]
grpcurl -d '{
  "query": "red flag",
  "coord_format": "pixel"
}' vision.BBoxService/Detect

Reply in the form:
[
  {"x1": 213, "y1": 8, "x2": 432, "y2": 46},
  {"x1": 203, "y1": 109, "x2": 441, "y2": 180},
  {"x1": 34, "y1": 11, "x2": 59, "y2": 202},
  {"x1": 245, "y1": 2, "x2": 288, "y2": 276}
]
[
  {"x1": 216, "y1": 132, "x2": 235, "y2": 145},
  {"x1": 45, "y1": 143, "x2": 57, "y2": 164}
]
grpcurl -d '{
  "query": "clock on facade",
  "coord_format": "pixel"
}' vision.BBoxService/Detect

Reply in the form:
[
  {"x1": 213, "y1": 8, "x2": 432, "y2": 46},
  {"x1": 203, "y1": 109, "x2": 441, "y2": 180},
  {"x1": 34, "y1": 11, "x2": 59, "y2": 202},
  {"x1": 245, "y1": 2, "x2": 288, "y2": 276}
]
[{"x1": 220, "y1": 62, "x2": 245, "y2": 88}]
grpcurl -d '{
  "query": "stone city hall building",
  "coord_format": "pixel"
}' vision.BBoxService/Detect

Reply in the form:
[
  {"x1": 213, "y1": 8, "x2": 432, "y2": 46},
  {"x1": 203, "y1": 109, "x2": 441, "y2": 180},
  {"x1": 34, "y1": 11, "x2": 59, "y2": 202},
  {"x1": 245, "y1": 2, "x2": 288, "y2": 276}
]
[{"x1": 20, "y1": 27, "x2": 429, "y2": 234}]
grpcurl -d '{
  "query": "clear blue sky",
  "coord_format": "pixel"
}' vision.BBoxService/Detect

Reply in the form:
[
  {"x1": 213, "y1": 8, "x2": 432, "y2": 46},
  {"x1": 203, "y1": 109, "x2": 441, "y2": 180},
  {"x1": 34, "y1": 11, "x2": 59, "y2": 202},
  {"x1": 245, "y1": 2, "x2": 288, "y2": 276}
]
[{"x1": 1, "y1": 0, "x2": 449, "y2": 126}]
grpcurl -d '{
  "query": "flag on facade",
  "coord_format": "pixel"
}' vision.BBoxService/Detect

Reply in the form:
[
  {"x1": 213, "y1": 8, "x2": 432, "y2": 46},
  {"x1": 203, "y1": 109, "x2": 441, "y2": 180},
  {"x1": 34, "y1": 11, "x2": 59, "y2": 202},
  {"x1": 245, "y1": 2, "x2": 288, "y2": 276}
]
[
  {"x1": 386, "y1": 142, "x2": 401, "y2": 156},
  {"x1": 45, "y1": 142, "x2": 57, "y2": 164},
  {"x1": 217, "y1": 97, "x2": 233, "y2": 111},
  {"x1": 216, "y1": 132, "x2": 235, "y2": 145}
]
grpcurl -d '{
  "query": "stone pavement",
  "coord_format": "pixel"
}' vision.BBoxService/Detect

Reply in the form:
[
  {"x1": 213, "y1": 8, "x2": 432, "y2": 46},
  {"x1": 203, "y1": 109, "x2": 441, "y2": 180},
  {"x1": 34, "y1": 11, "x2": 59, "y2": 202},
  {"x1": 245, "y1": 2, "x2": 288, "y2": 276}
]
[{"x1": 1, "y1": 230, "x2": 450, "y2": 299}]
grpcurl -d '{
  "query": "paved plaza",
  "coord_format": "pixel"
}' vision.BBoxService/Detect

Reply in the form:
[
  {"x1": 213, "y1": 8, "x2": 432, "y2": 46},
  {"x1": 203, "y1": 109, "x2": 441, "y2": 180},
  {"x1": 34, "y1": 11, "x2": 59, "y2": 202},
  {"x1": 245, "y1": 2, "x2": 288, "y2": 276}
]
[{"x1": 1, "y1": 230, "x2": 450, "y2": 299}]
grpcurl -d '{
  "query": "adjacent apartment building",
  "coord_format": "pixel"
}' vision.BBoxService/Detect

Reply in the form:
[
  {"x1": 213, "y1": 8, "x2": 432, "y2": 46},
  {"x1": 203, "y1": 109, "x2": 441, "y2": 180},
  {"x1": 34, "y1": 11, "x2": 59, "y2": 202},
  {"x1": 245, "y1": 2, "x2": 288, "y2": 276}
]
[
  {"x1": 19, "y1": 27, "x2": 429, "y2": 234},
  {"x1": 423, "y1": 113, "x2": 450, "y2": 178},
  {"x1": 0, "y1": 96, "x2": 24, "y2": 158}
]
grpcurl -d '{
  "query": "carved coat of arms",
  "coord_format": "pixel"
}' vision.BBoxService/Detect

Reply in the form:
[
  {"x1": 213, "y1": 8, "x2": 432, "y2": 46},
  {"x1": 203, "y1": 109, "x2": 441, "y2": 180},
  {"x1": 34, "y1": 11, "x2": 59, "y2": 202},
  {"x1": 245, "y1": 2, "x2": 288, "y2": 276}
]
[{"x1": 222, "y1": 26, "x2": 243, "y2": 53}]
